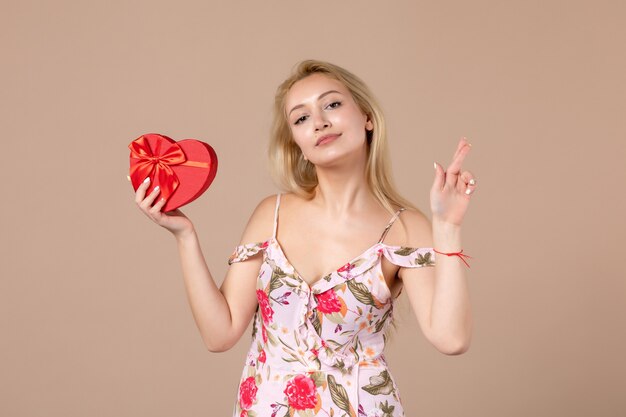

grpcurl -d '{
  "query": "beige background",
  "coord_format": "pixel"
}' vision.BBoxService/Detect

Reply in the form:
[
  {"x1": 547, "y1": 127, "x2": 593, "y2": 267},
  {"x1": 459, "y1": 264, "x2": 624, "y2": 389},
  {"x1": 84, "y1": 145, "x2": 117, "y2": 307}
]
[{"x1": 2, "y1": 1, "x2": 625, "y2": 416}]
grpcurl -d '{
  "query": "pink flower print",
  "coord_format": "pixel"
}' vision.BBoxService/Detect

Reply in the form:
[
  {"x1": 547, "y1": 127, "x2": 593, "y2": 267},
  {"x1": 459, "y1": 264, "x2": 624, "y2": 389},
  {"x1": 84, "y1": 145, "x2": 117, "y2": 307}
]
[
  {"x1": 284, "y1": 374, "x2": 318, "y2": 410},
  {"x1": 261, "y1": 240, "x2": 269, "y2": 249},
  {"x1": 261, "y1": 322, "x2": 268, "y2": 344},
  {"x1": 315, "y1": 289, "x2": 342, "y2": 314},
  {"x1": 310, "y1": 348, "x2": 318, "y2": 357},
  {"x1": 337, "y1": 262, "x2": 354, "y2": 273},
  {"x1": 240, "y1": 411, "x2": 248, "y2": 417},
  {"x1": 258, "y1": 349, "x2": 266, "y2": 363},
  {"x1": 256, "y1": 289, "x2": 274, "y2": 325},
  {"x1": 238, "y1": 376, "x2": 258, "y2": 410}
]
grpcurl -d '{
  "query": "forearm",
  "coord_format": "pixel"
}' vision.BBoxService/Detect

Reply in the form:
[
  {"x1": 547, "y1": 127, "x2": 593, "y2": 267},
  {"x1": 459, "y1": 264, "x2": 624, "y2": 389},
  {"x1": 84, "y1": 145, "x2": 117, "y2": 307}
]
[
  {"x1": 174, "y1": 228, "x2": 233, "y2": 351},
  {"x1": 429, "y1": 219, "x2": 473, "y2": 353}
]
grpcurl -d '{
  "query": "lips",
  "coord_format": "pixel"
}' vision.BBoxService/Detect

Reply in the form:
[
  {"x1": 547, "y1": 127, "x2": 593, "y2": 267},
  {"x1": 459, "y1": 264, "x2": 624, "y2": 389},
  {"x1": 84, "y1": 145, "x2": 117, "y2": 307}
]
[{"x1": 315, "y1": 133, "x2": 341, "y2": 146}]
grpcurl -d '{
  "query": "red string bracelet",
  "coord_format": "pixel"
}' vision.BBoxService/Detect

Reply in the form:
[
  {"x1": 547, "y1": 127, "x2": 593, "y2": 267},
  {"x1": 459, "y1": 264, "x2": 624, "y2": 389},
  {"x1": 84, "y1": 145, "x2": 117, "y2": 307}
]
[{"x1": 433, "y1": 249, "x2": 473, "y2": 268}]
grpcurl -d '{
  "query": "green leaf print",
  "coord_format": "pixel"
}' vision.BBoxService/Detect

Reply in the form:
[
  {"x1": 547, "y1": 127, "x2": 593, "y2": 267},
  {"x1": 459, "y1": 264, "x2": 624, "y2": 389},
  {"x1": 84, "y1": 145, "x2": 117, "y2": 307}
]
[
  {"x1": 347, "y1": 280, "x2": 376, "y2": 306},
  {"x1": 327, "y1": 374, "x2": 352, "y2": 415},
  {"x1": 278, "y1": 337, "x2": 309, "y2": 367},
  {"x1": 326, "y1": 311, "x2": 345, "y2": 325},
  {"x1": 251, "y1": 309, "x2": 258, "y2": 339},
  {"x1": 310, "y1": 371, "x2": 326, "y2": 387},
  {"x1": 268, "y1": 266, "x2": 289, "y2": 293},
  {"x1": 394, "y1": 247, "x2": 418, "y2": 256},
  {"x1": 324, "y1": 338, "x2": 347, "y2": 350},
  {"x1": 351, "y1": 258, "x2": 366, "y2": 268},
  {"x1": 333, "y1": 358, "x2": 346, "y2": 372},
  {"x1": 416, "y1": 251, "x2": 435, "y2": 266},
  {"x1": 269, "y1": 270, "x2": 284, "y2": 294},
  {"x1": 361, "y1": 370, "x2": 395, "y2": 395},
  {"x1": 310, "y1": 310, "x2": 322, "y2": 336},
  {"x1": 267, "y1": 326, "x2": 279, "y2": 346},
  {"x1": 380, "y1": 400, "x2": 395, "y2": 417},
  {"x1": 312, "y1": 356, "x2": 321, "y2": 370},
  {"x1": 273, "y1": 265, "x2": 288, "y2": 278},
  {"x1": 351, "y1": 345, "x2": 360, "y2": 365},
  {"x1": 374, "y1": 309, "x2": 392, "y2": 333}
]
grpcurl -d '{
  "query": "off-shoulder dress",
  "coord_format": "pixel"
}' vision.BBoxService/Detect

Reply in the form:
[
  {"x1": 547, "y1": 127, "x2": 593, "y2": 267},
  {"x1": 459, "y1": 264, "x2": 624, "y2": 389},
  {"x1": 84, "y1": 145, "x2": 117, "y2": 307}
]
[{"x1": 227, "y1": 193, "x2": 436, "y2": 417}]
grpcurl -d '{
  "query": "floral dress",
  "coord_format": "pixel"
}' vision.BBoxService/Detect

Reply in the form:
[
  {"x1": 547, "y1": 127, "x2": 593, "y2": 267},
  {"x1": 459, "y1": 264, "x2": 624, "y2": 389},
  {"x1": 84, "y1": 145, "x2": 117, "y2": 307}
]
[{"x1": 227, "y1": 194, "x2": 436, "y2": 417}]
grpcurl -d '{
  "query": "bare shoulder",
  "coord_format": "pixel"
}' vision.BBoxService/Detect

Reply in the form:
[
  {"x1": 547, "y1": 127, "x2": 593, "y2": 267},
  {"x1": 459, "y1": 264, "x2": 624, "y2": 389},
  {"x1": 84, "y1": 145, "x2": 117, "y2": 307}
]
[
  {"x1": 280, "y1": 191, "x2": 309, "y2": 206},
  {"x1": 396, "y1": 207, "x2": 434, "y2": 248},
  {"x1": 238, "y1": 194, "x2": 279, "y2": 245}
]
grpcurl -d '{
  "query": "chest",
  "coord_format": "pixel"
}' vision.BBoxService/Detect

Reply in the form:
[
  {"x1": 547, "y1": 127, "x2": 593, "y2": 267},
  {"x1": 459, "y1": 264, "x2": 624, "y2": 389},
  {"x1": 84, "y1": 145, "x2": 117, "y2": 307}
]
[{"x1": 276, "y1": 220, "x2": 404, "y2": 299}]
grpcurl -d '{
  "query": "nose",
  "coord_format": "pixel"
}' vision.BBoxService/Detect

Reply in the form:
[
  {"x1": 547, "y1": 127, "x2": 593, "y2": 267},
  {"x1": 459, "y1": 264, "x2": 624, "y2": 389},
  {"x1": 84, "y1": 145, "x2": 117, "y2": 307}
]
[{"x1": 313, "y1": 111, "x2": 331, "y2": 131}]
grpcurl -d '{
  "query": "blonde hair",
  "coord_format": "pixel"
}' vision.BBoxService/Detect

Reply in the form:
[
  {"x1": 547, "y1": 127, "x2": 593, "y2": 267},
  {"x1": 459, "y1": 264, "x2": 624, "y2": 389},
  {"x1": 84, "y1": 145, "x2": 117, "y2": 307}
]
[{"x1": 268, "y1": 59, "x2": 417, "y2": 215}]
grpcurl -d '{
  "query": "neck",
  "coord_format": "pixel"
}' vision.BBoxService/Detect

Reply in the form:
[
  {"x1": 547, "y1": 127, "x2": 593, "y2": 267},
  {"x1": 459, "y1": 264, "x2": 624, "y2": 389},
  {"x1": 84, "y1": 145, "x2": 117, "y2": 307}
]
[{"x1": 311, "y1": 151, "x2": 377, "y2": 217}]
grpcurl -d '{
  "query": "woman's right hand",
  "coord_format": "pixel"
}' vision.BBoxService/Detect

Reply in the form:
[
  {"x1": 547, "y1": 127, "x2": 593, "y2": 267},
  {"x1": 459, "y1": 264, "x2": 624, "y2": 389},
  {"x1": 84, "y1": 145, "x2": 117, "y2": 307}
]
[{"x1": 133, "y1": 177, "x2": 195, "y2": 237}]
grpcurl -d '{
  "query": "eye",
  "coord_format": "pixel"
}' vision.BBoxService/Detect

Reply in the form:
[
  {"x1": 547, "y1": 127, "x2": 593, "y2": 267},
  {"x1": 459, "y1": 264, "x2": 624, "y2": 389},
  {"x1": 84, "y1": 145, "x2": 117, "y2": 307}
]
[
  {"x1": 294, "y1": 115, "x2": 308, "y2": 125},
  {"x1": 326, "y1": 101, "x2": 341, "y2": 109}
]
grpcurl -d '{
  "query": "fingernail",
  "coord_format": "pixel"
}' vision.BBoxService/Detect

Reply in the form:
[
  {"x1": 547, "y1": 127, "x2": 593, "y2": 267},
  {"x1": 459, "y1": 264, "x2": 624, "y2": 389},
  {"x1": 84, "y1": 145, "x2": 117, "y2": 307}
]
[
  {"x1": 465, "y1": 188, "x2": 472, "y2": 195},
  {"x1": 433, "y1": 162, "x2": 437, "y2": 170},
  {"x1": 153, "y1": 185, "x2": 160, "y2": 193},
  {"x1": 469, "y1": 179, "x2": 476, "y2": 185},
  {"x1": 143, "y1": 177, "x2": 150, "y2": 183},
  {"x1": 126, "y1": 175, "x2": 131, "y2": 182}
]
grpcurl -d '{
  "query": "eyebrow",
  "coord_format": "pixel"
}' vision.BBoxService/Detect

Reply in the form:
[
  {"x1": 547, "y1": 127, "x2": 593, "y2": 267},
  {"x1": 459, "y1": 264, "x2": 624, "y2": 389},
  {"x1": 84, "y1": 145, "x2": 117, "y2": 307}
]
[{"x1": 287, "y1": 90, "x2": 342, "y2": 117}]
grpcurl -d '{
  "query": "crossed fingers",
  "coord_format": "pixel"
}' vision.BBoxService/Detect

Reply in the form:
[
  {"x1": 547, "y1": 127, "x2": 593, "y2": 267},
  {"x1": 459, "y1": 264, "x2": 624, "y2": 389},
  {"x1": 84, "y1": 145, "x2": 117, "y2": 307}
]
[{"x1": 445, "y1": 137, "x2": 477, "y2": 195}]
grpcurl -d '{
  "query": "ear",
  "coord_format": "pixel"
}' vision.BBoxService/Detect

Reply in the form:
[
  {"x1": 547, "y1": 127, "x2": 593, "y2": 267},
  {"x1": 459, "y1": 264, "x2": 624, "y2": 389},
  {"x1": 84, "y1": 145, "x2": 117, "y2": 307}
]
[{"x1": 365, "y1": 117, "x2": 373, "y2": 131}]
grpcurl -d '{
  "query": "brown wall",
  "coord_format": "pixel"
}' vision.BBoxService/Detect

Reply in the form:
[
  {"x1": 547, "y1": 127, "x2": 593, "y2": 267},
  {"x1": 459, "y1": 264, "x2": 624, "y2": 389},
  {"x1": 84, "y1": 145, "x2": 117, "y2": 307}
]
[{"x1": 2, "y1": 1, "x2": 625, "y2": 416}]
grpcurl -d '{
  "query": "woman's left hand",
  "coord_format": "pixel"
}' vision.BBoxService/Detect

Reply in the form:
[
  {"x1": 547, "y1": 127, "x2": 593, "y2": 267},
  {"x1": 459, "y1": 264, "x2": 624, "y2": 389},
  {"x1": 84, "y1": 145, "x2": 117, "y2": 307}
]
[{"x1": 430, "y1": 137, "x2": 477, "y2": 226}]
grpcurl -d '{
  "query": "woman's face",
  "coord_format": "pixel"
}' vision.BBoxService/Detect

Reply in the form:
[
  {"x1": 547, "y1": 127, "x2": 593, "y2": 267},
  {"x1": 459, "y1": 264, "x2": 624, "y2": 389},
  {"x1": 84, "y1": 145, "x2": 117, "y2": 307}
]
[{"x1": 284, "y1": 73, "x2": 373, "y2": 167}]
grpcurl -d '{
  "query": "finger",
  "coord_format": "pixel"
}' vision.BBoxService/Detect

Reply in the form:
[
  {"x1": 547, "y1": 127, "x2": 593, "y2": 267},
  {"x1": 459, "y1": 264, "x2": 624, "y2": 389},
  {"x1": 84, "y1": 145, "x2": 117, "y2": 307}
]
[
  {"x1": 464, "y1": 183, "x2": 477, "y2": 196},
  {"x1": 149, "y1": 197, "x2": 168, "y2": 218},
  {"x1": 459, "y1": 170, "x2": 477, "y2": 185},
  {"x1": 432, "y1": 161, "x2": 445, "y2": 191},
  {"x1": 458, "y1": 170, "x2": 477, "y2": 196},
  {"x1": 134, "y1": 177, "x2": 151, "y2": 204},
  {"x1": 451, "y1": 137, "x2": 469, "y2": 161},
  {"x1": 139, "y1": 185, "x2": 161, "y2": 212},
  {"x1": 446, "y1": 142, "x2": 471, "y2": 177}
]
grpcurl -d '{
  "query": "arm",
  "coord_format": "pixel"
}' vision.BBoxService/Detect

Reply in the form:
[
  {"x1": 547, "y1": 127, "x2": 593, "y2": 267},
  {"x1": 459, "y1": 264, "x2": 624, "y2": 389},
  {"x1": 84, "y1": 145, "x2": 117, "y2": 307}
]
[
  {"x1": 133, "y1": 177, "x2": 275, "y2": 352},
  {"x1": 175, "y1": 195, "x2": 276, "y2": 352},
  {"x1": 398, "y1": 137, "x2": 476, "y2": 355},
  {"x1": 398, "y1": 212, "x2": 472, "y2": 355}
]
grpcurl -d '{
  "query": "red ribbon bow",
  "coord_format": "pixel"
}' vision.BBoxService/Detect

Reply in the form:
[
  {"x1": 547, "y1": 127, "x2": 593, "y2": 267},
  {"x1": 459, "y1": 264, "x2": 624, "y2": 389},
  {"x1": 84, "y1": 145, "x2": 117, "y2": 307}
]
[{"x1": 128, "y1": 135, "x2": 187, "y2": 202}]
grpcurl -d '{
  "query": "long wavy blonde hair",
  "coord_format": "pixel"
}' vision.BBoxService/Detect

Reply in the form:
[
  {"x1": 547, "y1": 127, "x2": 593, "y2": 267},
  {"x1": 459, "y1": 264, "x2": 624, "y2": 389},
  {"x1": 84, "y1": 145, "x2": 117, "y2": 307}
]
[{"x1": 268, "y1": 59, "x2": 417, "y2": 215}]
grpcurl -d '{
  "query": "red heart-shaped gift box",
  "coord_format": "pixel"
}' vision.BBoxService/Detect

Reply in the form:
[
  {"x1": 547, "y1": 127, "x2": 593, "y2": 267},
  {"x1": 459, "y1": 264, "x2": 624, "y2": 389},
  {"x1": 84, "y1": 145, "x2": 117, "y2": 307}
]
[{"x1": 129, "y1": 133, "x2": 218, "y2": 212}]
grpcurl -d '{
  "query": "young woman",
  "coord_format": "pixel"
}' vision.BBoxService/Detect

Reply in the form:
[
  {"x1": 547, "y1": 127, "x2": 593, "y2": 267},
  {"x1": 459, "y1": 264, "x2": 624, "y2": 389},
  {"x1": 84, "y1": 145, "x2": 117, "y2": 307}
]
[{"x1": 133, "y1": 60, "x2": 476, "y2": 417}]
